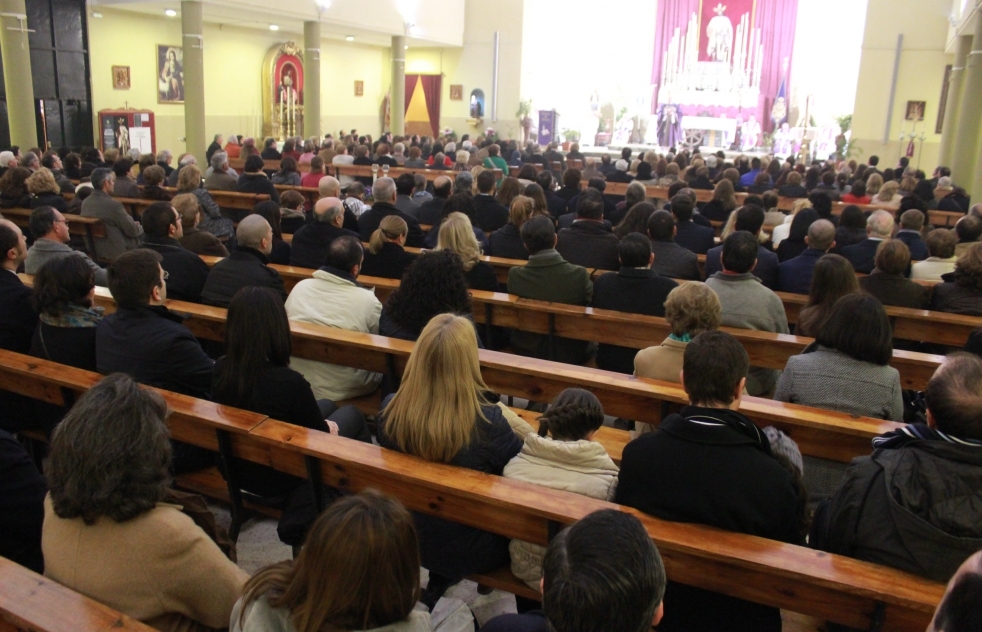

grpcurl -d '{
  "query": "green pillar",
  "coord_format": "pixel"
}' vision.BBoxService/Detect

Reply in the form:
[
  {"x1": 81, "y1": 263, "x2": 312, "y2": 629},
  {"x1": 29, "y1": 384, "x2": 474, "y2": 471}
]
[
  {"x1": 182, "y1": 0, "x2": 206, "y2": 163},
  {"x1": 304, "y1": 21, "x2": 321, "y2": 140},
  {"x1": 938, "y1": 36, "x2": 971, "y2": 170},
  {"x1": 0, "y1": 0, "x2": 36, "y2": 148},
  {"x1": 951, "y1": 12, "x2": 982, "y2": 189},
  {"x1": 391, "y1": 35, "x2": 405, "y2": 136}
]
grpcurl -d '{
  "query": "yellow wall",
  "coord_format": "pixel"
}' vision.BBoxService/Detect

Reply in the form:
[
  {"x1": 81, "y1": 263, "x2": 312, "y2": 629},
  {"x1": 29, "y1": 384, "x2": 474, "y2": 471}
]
[
  {"x1": 850, "y1": 0, "x2": 951, "y2": 171},
  {"x1": 89, "y1": 7, "x2": 398, "y2": 154}
]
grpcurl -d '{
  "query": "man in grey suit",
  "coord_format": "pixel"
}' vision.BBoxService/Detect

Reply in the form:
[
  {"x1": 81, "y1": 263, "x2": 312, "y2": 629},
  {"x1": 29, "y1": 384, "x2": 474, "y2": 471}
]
[
  {"x1": 507, "y1": 215, "x2": 593, "y2": 364},
  {"x1": 25, "y1": 206, "x2": 108, "y2": 286},
  {"x1": 647, "y1": 210, "x2": 701, "y2": 280},
  {"x1": 80, "y1": 168, "x2": 143, "y2": 262}
]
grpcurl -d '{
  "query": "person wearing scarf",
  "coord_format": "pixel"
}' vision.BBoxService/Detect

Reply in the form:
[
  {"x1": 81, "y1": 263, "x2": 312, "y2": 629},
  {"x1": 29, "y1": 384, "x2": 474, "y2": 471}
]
[
  {"x1": 812, "y1": 353, "x2": 982, "y2": 586},
  {"x1": 616, "y1": 331, "x2": 806, "y2": 632}
]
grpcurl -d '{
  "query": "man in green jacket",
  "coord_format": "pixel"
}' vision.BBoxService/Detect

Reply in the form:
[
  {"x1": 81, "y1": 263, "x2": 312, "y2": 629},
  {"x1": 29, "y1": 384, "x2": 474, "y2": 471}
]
[{"x1": 507, "y1": 215, "x2": 593, "y2": 364}]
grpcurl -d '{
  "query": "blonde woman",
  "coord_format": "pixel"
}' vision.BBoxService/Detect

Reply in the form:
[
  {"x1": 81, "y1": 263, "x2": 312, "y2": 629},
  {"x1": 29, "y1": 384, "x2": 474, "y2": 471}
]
[
  {"x1": 361, "y1": 215, "x2": 417, "y2": 280},
  {"x1": 176, "y1": 163, "x2": 235, "y2": 239},
  {"x1": 865, "y1": 172, "x2": 884, "y2": 198},
  {"x1": 377, "y1": 313, "x2": 522, "y2": 602},
  {"x1": 874, "y1": 180, "x2": 903, "y2": 210},
  {"x1": 436, "y1": 212, "x2": 498, "y2": 290},
  {"x1": 770, "y1": 198, "x2": 812, "y2": 248},
  {"x1": 489, "y1": 195, "x2": 532, "y2": 260},
  {"x1": 26, "y1": 167, "x2": 69, "y2": 212}
]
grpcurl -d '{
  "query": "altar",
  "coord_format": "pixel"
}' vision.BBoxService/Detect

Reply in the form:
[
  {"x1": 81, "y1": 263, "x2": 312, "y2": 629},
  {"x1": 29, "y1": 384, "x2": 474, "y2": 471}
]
[{"x1": 681, "y1": 115, "x2": 737, "y2": 149}]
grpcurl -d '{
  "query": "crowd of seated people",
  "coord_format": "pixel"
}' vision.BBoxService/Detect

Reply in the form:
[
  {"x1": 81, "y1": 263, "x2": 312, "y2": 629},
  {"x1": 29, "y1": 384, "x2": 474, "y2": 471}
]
[{"x1": 2, "y1": 134, "x2": 982, "y2": 631}]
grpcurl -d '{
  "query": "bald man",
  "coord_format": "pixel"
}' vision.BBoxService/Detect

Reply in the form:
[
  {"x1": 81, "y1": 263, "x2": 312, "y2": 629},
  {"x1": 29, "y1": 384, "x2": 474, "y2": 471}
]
[
  {"x1": 0, "y1": 219, "x2": 35, "y2": 354},
  {"x1": 200, "y1": 214, "x2": 286, "y2": 307},
  {"x1": 316, "y1": 175, "x2": 360, "y2": 232},
  {"x1": 777, "y1": 219, "x2": 836, "y2": 294},
  {"x1": 927, "y1": 550, "x2": 982, "y2": 632},
  {"x1": 290, "y1": 196, "x2": 360, "y2": 269}
]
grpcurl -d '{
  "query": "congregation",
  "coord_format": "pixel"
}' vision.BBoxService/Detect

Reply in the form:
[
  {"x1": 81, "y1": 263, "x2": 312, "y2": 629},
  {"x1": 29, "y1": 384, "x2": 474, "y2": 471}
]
[{"x1": 2, "y1": 128, "x2": 982, "y2": 632}]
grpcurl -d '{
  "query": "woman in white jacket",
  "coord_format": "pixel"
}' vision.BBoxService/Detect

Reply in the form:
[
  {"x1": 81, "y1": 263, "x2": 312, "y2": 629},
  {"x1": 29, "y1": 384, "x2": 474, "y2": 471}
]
[{"x1": 503, "y1": 389, "x2": 619, "y2": 589}]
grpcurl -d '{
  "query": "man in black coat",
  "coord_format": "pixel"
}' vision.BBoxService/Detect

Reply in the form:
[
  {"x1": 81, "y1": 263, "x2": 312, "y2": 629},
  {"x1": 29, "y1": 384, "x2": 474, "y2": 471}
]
[
  {"x1": 556, "y1": 190, "x2": 620, "y2": 271},
  {"x1": 535, "y1": 171, "x2": 567, "y2": 219},
  {"x1": 565, "y1": 177, "x2": 618, "y2": 220},
  {"x1": 841, "y1": 209, "x2": 894, "y2": 274},
  {"x1": 646, "y1": 210, "x2": 701, "y2": 280},
  {"x1": 206, "y1": 134, "x2": 223, "y2": 162},
  {"x1": 591, "y1": 235, "x2": 677, "y2": 373},
  {"x1": 777, "y1": 219, "x2": 836, "y2": 295},
  {"x1": 616, "y1": 331, "x2": 802, "y2": 632},
  {"x1": 290, "y1": 197, "x2": 360, "y2": 269},
  {"x1": 357, "y1": 177, "x2": 425, "y2": 247},
  {"x1": 472, "y1": 170, "x2": 509, "y2": 232},
  {"x1": 0, "y1": 220, "x2": 35, "y2": 354},
  {"x1": 201, "y1": 215, "x2": 287, "y2": 307},
  {"x1": 236, "y1": 154, "x2": 280, "y2": 204},
  {"x1": 0, "y1": 429, "x2": 46, "y2": 574},
  {"x1": 96, "y1": 249, "x2": 215, "y2": 472},
  {"x1": 140, "y1": 202, "x2": 211, "y2": 303},
  {"x1": 704, "y1": 205, "x2": 779, "y2": 289},
  {"x1": 670, "y1": 194, "x2": 716, "y2": 255},
  {"x1": 417, "y1": 176, "x2": 451, "y2": 225}
]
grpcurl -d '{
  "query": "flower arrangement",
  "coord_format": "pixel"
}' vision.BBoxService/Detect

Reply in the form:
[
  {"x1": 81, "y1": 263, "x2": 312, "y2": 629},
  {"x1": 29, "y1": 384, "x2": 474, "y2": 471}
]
[
  {"x1": 484, "y1": 127, "x2": 498, "y2": 143},
  {"x1": 441, "y1": 127, "x2": 457, "y2": 142}
]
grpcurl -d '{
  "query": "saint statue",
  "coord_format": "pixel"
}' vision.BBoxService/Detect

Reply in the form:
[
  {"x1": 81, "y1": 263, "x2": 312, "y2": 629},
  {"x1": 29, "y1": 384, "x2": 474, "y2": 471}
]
[
  {"x1": 706, "y1": 3, "x2": 733, "y2": 62},
  {"x1": 116, "y1": 118, "x2": 130, "y2": 155}
]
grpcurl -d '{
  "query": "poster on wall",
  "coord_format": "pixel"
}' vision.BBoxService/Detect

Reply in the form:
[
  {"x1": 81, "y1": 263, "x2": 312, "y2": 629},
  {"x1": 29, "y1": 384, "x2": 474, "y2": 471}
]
[{"x1": 157, "y1": 45, "x2": 184, "y2": 103}]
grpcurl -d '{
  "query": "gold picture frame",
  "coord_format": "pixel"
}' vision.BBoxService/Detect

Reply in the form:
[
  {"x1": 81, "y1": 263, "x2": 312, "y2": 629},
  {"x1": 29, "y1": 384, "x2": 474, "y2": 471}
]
[
  {"x1": 112, "y1": 65, "x2": 130, "y2": 90},
  {"x1": 354, "y1": 80, "x2": 364, "y2": 96},
  {"x1": 905, "y1": 100, "x2": 925, "y2": 123},
  {"x1": 450, "y1": 84, "x2": 463, "y2": 100}
]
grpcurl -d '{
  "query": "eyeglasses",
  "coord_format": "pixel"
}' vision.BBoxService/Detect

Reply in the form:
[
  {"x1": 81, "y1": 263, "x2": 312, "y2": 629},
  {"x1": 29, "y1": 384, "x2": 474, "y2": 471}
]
[{"x1": 162, "y1": 270, "x2": 169, "y2": 280}]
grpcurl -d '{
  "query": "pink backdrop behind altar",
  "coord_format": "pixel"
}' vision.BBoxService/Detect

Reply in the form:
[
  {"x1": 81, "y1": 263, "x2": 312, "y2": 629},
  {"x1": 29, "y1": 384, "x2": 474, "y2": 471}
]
[{"x1": 651, "y1": 0, "x2": 798, "y2": 132}]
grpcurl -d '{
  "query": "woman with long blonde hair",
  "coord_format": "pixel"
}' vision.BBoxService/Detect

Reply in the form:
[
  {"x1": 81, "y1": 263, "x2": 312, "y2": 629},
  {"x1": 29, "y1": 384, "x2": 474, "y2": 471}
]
[
  {"x1": 436, "y1": 212, "x2": 498, "y2": 290},
  {"x1": 865, "y1": 172, "x2": 884, "y2": 197},
  {"x1": 232, "y1": 490, "x2": 431, "y2": 632},
  {"x1": 175, "y1": 163, "x2": 235, "y2": 239},
  {"x1": 361, "y1": 215, "x2": 417, "y2": 280},
  {"x1": 377, "y1": 314, "x2": 522, "y2": 602},
  {"x1": 875, "y1": 180, "x2": 903, "y2": 209}
]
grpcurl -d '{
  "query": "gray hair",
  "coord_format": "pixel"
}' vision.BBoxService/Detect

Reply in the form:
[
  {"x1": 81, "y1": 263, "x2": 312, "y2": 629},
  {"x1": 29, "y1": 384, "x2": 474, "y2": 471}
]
[
  {"x1": 625, "y1": 181, "x2": 647, "y2": 207},
  {"x1": 179, "y1": 154, "x2": 197, "y2": 167},
  {"x1": 156, "y1": 150, "x2": 172, "y2": 162},
  {"x1": 210, "y1": 151, "x2": 228, "y2": 171},
  {"x1": 372, "y1": 177, "x2": 397, "y2": 204},
  {"x1": 454, "y1": 171, "x2": 473, "y2": 194},
  {"x1": 127, "y1": 148, "x2": 141, "y2": 161},
  {"x1": 316, "y1": 198, "x2": 344, "y2": 224},
  {"x1": 393, "y1": 142, "x2": 405, "y2": 155},
  {"x1": 47, "y1": 373, "x2": 171, "y2": 524},
  {"x1": 807, "y1": 219, "x2": 836, "y2": 251},
  {"x1": 19, "y1": 153, "x2": 39, "y2": 168},
  {"x1": 91, "y1": 168, "x2": 114, "y2": 190},
  {"x1": 237, "y1": 214, "x2": 271, "y2": 249},
  {"x1": 867, "y1": 210, "x2": 894, "y2": 239}
]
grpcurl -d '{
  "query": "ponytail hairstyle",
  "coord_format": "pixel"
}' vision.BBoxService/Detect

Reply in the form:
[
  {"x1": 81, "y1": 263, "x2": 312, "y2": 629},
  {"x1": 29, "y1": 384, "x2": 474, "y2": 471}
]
[
  {"x1": 369, "y1": 215, "x2": 408, "y2": 254},
  {"x1": 537, "y1": 388, "x2": 605, "y2": 441}
]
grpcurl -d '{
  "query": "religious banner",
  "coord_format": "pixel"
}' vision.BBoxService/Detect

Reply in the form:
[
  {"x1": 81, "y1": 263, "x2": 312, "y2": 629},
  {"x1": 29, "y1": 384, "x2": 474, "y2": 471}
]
[
  {"x1": 699, "y1": 0, "x2": 757, "y2": 64},
  {"x1": 538, "y1": 110, "x2": 557, "y2": 146},
  {"x1": 262, "y1": 42, "x2": 305, "y2": 140}
]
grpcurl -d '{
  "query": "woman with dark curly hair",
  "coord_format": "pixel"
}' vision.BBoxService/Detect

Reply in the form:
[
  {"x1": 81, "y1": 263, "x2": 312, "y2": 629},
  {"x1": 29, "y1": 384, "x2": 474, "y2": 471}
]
[
  {"x1": 0, "y1": 166, "x2": 31, "y2": 208},
  {"x1": 931, "y1": 242, "x2": 982, "y2": 316},
  {"x1": 42, "y1": 373, "x2": 248, "y2": 631},
  {"x1": 379, "y1": 250, "x2": 472, "y2": 342},
  {"x1": 29, "y1": 256, "x2": 102, "y2": 371}
]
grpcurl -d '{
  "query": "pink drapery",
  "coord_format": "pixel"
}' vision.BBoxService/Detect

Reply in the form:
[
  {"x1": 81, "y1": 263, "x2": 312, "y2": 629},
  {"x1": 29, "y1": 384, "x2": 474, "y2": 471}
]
[
  {"x1": 404, "y1": 74, "x2": 442, "y2": 137},
  {"x1": 650, "y1": 0, "x2": 799, "y2": 133}
]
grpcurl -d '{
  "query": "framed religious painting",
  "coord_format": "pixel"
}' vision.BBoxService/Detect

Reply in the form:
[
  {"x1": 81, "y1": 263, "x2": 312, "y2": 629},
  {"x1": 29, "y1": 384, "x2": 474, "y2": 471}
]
[
  {"x1": 355, "y1": 80, "x2": 364, "y2": 96},
  {"x1": 157, "y1": 45, "x2": 184, "y2": 103},
  {"x1": 112, "y1": 65, "x2": 130, "y2": 90},
  {"x1": 905, "y1": 101, "x2": 925, "y2": 122},
  {"x1": 449, "y1": 84, "x2": 463, "y2": 100}
]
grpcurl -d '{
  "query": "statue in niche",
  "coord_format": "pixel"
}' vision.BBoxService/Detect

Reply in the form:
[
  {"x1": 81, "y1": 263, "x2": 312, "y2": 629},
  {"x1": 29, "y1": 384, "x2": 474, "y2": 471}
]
[
  {"x1": 262, "y1": 42, "x2": 305, "y2": 140},
  {"x1": 706, "y1": 3, "x2": 734, "y2": 63}
]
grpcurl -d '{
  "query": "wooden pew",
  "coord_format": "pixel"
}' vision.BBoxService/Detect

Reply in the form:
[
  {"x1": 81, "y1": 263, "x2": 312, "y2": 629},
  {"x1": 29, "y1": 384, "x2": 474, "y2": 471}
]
[
  {"x1": 0, "y1": 350, "x2": 946, "y2": 631},
  {"x1": 51, "y1": 284, "x2": 905, "y2": 463},
  {"x1": 274, "y1": 184, "x2": 320, "y2": 208},
  {"x1": 0, "y1": 557, "x2": 156, "y2": 632},
  {"x1": 330, "y1": 164, "x2": 502, "y2": 183},
  {"x1": 1, "y1": 207, "x2": 106, "y2": 253}
]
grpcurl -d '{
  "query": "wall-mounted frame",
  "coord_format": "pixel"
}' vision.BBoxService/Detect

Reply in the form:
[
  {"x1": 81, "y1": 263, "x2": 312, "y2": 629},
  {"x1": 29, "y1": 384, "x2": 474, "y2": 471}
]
[
  {"x1": 905, "y1": 100, "x2": 925, "y2": 122},
  {"x1": 355, "y1": 80, "x2": 364, "y2": 96},
  {"x1": 450, "y1": 84, "x2": 463, "y2": 100},
  {"x1": 156, "y1": 45, "x2": 184, "y2": 103},
  {"x1": 112, "y1": 65, "x2": 130, "y2": 90}
]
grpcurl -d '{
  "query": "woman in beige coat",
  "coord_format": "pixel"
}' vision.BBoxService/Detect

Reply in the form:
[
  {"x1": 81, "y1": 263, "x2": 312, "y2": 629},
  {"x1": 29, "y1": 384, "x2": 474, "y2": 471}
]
[
  {"x1": 42, "y1": 374, "x2": 248, "y2": 632},
  {"x1": 502, "y1": 389, "x2": 619, "y2": 589}
]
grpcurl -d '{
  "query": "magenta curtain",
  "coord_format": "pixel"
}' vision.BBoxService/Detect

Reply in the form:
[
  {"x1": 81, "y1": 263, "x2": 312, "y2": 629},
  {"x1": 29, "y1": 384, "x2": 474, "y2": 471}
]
[
  {"x1": 404, "y1": 74, "x2": 442, "y2": 137},
  {"x1": 650, "y1": 0, "x2": 701, "y2": 112},
  {"x1": 756, "y1": 0, "x2": 799, "y2": 133}
]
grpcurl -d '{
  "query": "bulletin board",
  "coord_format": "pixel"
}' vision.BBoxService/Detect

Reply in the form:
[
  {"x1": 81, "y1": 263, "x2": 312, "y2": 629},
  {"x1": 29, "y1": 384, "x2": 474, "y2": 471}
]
[{"x1": 98, "y1": 109, "x2": 156, "y2": 156}]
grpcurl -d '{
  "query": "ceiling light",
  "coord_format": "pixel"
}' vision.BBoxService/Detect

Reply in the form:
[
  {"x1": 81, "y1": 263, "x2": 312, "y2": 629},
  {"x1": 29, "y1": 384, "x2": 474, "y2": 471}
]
[
  {"x1": 164, "y1": 9, "x2": 177, "y2": 17},
  {"x1": 314, "y1": 0, "x2": 331, "y2": 8},
  {"x1": 91, "y1": 11, "x2": 103, "y2": 18},
  {"x1": 345, "y1": 35, "x2": 354, "y2": 41},
  {"x1": 404, "y1": 45, "x2": 409, "y2": 49},
  {"x1": 269, "y1": 24, "x2": 280, "y2": 31}
]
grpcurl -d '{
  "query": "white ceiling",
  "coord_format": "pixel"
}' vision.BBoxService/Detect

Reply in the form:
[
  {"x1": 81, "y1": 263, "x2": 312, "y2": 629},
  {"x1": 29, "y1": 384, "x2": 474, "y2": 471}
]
[{"x1": 87, "y1": 0, "x2": 465, "y2": 47}]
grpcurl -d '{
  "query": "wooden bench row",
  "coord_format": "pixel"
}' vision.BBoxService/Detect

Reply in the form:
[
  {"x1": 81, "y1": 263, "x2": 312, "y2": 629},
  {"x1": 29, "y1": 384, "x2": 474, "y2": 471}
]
[{"x1": 0, "y1": 348, "x2": 946, "y2": 630}]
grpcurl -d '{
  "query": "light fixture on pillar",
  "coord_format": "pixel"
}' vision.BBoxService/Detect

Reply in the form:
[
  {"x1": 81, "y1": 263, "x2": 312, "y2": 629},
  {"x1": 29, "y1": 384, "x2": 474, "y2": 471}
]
[
  {"x1": 91, "y1": 11, "x2": 103, "y2": 18},
  {"x1": 345, "y1": 35, "x2": 354, "y2": 41},
  {"x1": 269, "y1": 24, "x2": 280, "y2": 31},
  {"x1": 164, "y1": 9, "x2": 177, "y2": 17}
]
